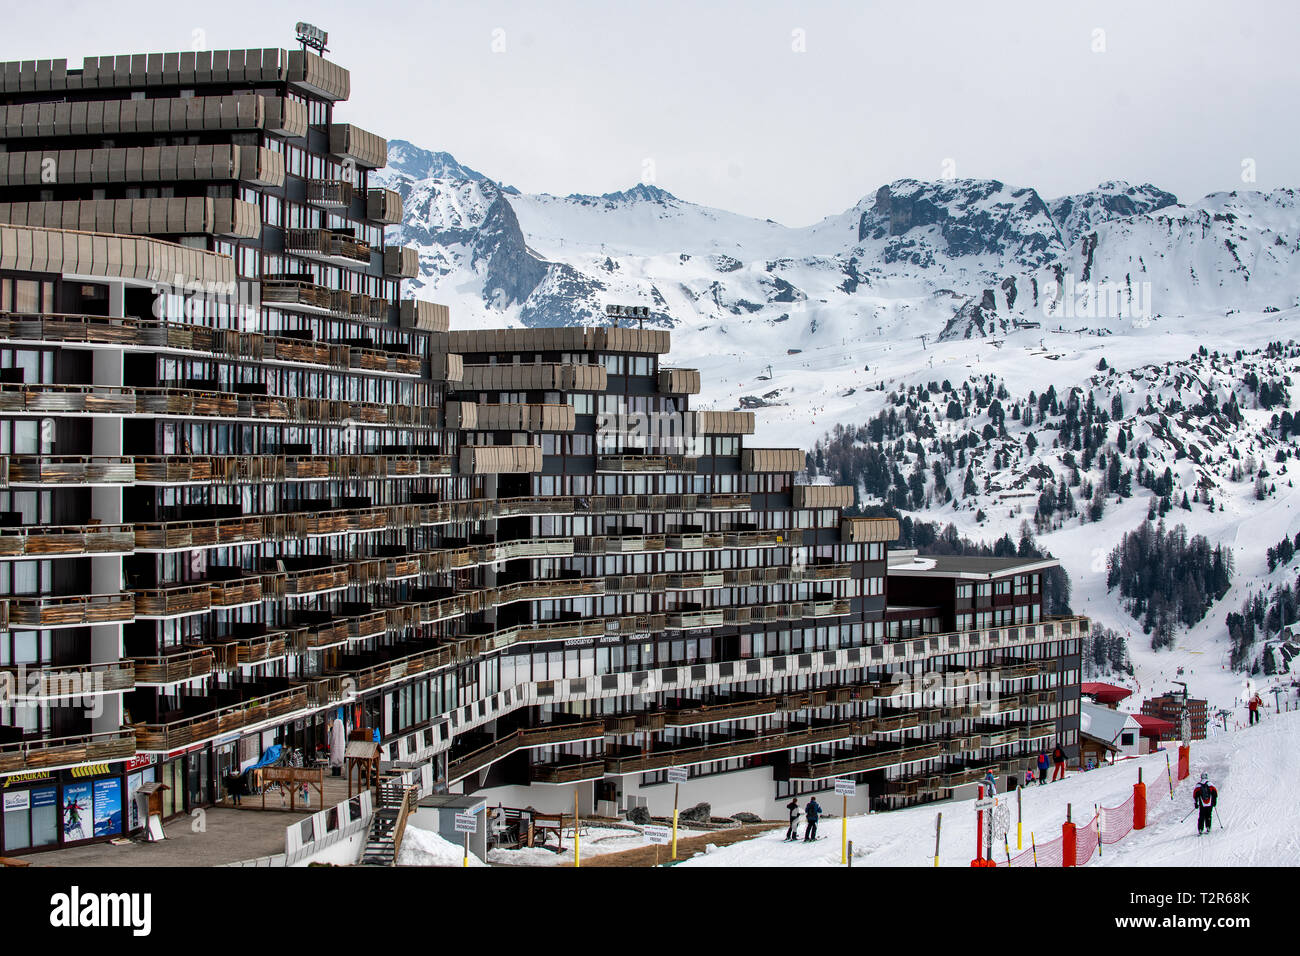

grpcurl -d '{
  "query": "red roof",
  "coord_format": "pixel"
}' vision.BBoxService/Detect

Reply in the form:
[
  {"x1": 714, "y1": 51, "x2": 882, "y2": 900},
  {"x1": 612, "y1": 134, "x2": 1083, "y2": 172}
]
[
  {"x1": 1081, "y1": 682, "x2": 1134, "y2": 705},
  {"x1": 1131, "y1": 714, "x2": 1175, "y2": 737}
]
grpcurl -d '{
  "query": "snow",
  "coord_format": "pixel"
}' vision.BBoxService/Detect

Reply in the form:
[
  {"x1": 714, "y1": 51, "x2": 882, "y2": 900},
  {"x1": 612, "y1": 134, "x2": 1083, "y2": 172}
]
[
  {"x1": 487, "y1": 824, "x2": 711, "y2": 866},
  {"x1": 677, "y1": 707, "x2": 1300, "y2": 867},
  {"x1": 396, "y1": 826, "x2": 487, "y2": 867}
]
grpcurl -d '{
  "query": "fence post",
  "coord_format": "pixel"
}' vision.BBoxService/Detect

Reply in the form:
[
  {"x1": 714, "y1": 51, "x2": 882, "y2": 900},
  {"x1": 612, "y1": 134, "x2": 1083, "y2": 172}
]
[
  {"x1": 1133, "y1": 767, "x2": 1147, "y2": 831},
  {"x1": 1061, "y1": 803, "x2": 1076, "y2": 868}
]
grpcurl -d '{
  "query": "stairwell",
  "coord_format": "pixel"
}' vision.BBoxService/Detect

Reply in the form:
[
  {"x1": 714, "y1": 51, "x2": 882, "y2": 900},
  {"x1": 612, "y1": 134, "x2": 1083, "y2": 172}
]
[{"x1": 360, "y1": 781, "x2": 416, "y2": 866}]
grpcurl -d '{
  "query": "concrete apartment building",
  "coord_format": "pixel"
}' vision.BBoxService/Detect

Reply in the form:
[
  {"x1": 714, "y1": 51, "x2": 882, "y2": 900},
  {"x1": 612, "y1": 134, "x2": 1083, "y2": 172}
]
[{"x1": 0, "y1": 45, "x2": 1084, "y2": 856}]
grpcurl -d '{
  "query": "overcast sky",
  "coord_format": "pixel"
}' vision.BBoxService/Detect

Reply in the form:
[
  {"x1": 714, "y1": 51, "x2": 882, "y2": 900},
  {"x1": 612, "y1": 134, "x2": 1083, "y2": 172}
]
[{"x1": 4, "y1": 0, "x2": 1296, "y2": 225}]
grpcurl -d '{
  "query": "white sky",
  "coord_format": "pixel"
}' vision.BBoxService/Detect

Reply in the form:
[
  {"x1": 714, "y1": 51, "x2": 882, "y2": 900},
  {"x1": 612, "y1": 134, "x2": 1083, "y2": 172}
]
[{"x1": 4, "y1": 0, "x2": 1295, "y2": 226}]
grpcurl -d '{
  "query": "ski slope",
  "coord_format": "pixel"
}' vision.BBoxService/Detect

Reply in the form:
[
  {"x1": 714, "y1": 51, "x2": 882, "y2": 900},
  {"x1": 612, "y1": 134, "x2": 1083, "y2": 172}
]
[{"x1": 676, "y1": 707, "x2": 1300, "y2": 868}]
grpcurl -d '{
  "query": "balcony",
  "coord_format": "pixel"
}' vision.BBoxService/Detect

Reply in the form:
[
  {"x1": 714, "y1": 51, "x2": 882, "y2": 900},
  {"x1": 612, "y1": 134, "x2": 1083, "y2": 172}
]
[
  {"x1": 787, "y1": 741, "x2": 944, "y2": 780},
  {"x1": 4, "y1": 455, "x2": 135, "y2": 486},
  {"x1": 0, "y1": 660, "x2": 134, "y2": 698},
  {"x1": 131, "y1": 647, "x2": 215, "y2": 686},
  {"x1": 285, "y1": 228, "x2": 372, "y2": 266},
  {"x1": 529, "y1": 758, "x2": 605, "y2": 785},
  {"x1": 330, "y1": 643, "x2": 460, "y2": 694},
  {"x1": 306, "y1": 179, "x2": 355, "y2": 209},
  {"x1": 665, "y1": 609, "x2": 724, "y2": 630},
  {"x1": 0, "y1": 523, "x2": 134, "y2": 558},
  {"x1": 597, "y1": 455, "x2": 697, "y2": 473},
  {"x1": 367, "y1": 188, "x2": 403, "y2": 224},
  {"x1": 260, "y1": 277, "x2": 333, "y2": 314},
  {"x1": 604, "y1": 722, "x2": 856, "y2": 775},
  {"x1": 6, "y1": 593, "x2": 135, "y2": 629},
  {"x1": 663, "y1": 695, "x2": 780, "y2": 727},
  {"x1": 0, "y1": 383, "x2": 134, "y2": 415},
  {"x1": 132, "y1": 684, "x2": 312, "y2": 752},
  {"x1": 0, "y1": 729, "x2": 136, "y2": 775},
  {"x1": 447, "y1": 720, "x2": 605, "y2": 783}
]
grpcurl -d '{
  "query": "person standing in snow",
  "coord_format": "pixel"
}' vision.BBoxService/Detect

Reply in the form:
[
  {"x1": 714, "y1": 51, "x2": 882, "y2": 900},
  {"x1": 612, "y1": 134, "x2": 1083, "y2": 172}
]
[
  {"x1": 785, "y1": 798, "x2": 801, "y2": 841},
  {"x1": 1248, "y1": 693, "x2": 1262, "y2": 726},
  {"x1": 1050, "y1": 743, "x2": 1067, "y2": 782},
  {"x1": 1037, "y1": 752, "x2": 1049, "y2": 785},
  {"x1": 1193, "y1": 772, "x2": 1218, "y2": 834},
  {"x1": 983, "y1": 771, "x2": 998, "y2": 796},
  {"x1": 804, "y1": 797, "x2": 822, "y2": 842}
]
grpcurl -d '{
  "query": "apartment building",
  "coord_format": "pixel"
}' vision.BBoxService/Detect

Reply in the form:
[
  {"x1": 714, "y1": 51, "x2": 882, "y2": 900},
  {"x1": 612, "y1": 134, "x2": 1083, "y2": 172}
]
[{"x1": 0, "y1": 46, "x2": 1083, "y2": 855}]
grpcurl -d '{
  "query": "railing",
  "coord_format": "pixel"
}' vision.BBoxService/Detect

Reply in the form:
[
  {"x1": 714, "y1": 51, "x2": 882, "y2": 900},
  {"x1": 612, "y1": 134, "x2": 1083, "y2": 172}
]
[
  {"x1": 0, "y1": 523, "x2": 134, "y2": 557},
  {"x1": 0, "y1": 660, "x2": 135, "y2": 697},
  {"x1": 132, "y1": 685, "x2": 311, "y2": 751},
  {"x1": 447, "y1": 720, "x2": 605, "y2": 782},
  {"x1": 0, "y1": 729, "x2": 136, "y2": 774},
  {"x1": 285, "y1": 228, "x2": 371, "y2": 264},
  {"x1": 131, "y1": 647, "x2": 215, "y2": 684},
  {"x1": 787, "y1": 741, "x2": 945, "y2": 779},
  {"x1": 605, "y1": 722, "x2": 857, "y2": 774},
  {"x1": 529, "y1": 758, "x2": 606, "y2": 784},
  {"x1": 6, "y1": 593, "x2": 135, "y2": 628}
]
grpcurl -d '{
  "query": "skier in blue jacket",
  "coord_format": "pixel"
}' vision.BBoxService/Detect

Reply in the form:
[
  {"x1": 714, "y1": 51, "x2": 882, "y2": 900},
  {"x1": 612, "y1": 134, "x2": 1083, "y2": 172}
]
[{"x1": 803, "y1": 797, "x2": 823, "y2": 842}]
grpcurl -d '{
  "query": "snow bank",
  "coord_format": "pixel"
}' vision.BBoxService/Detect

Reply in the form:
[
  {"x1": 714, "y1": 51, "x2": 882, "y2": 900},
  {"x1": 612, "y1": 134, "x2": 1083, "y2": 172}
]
[{"x1": 397, "y1": 825, "x2": 487, "y2": 867}]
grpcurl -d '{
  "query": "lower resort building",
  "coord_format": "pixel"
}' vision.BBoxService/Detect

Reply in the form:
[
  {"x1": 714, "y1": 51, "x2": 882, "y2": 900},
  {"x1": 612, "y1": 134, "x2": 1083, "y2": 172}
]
[{"x1": 0, "y1": 45, "x2": 1084, "y2": 856}]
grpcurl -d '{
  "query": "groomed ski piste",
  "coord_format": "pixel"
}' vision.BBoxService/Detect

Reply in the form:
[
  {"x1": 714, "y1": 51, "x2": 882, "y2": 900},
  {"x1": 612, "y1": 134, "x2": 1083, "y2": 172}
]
[{"x1": 675, "y1": 709, "x2": 1300, "y2": 868}]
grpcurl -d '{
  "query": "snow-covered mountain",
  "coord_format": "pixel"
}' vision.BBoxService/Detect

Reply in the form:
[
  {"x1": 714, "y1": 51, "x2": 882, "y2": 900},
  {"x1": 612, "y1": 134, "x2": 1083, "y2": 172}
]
[{"x1": 375, "y1": 140, "x2": 1300, "y2": 339}]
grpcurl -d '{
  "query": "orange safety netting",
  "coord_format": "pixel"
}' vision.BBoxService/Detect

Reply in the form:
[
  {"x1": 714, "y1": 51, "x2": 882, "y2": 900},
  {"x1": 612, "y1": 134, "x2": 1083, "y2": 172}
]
[{"x1": 1100, "y1": 794, "x2": 1135, "y2": 845}]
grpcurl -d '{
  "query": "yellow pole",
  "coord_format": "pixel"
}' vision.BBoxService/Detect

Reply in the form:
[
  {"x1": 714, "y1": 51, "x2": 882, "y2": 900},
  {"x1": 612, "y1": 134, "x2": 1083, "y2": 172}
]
[
  {"x1": 1017, "y1": 785, "x2": 1023, "y2": 850},
  {"x1": 671, "y1": 782, "x2": 679, "y2": 861},
  {"x1": 463, "y1": 832, "x2": 468, "y2": 868},
  {"x1": 841, "y1": 794, "x2": 847, "y2": 864},
  {"x1": 574, "y1": 790, "x2": 580, "y2": 868},
  {"x1": 933, "y1": 811, "x2": 942, "y2": 867}
]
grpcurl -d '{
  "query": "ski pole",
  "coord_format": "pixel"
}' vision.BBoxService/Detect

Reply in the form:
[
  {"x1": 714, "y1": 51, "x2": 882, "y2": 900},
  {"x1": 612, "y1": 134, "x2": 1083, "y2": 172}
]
[
  {"x1": 1179, "y1": 807, "x2": 1197, "y2": 823},
  {"x1": 1215, "y1": 808, "x2": 1225, "y2": 831}
]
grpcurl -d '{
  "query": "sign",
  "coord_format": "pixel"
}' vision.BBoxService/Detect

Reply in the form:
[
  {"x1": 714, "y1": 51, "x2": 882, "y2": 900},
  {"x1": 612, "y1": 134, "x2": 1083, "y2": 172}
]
[
  {"x1": 974, "y1": 797, "x2": 996, "y2": 811},
  {"x1": 643, "y1": 825, "x2": 671, "y2": 845},
  {"x1": 454, "y1": 812, "x2": 477, "y2": 833},
  {"x1": 666, "y1": 767, "x2": 688, "y2": 784},
  {"x1": 124, "y1": 754, "x2": 156, "y2": 772},
  {"x1": 833, "y1": 778, "x2": 856, "y2": 796},
  {"x1": 3, "y1": 790, "x2": 30, "y2": 813}
]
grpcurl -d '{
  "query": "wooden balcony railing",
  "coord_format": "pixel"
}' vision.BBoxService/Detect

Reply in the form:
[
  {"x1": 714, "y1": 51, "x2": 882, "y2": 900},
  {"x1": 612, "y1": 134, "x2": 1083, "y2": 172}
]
[
  {"x1": 4, "y1": 455, "x2": 136, "y2": 486},
  {"x1": 0, "y1": 523, "x2": 134, "y2": 557},
  {"x1": 604, "y1": 722, "x2": 856, "y2": 775},
  {"x1": 6, "y1": 593, "x2": 135, "y2": 628},
  {"x1": 448, "y1": 720, "x2": 605, "y2": 782},
  {"x1": 0, "y1": 660, "x2": 134, "y2": 697},
  {"x1": 787, "y1": 741, "x2": 944, "y2": 780},
  {"x1": 132, "y1": 685, "x2": 311, "y2": 752},
  {"x1": 285, "y1": 228, "x2": 372, "y2": 265},
  {"x1": 131, "y1": 647, "x2": 215, "y2": 685},
  {"x1": 0, "y1": 729, "x2": 136, "y2": 774},
  {"x1": 528, "y1": 758, "x2": 606, "y2": 784}
]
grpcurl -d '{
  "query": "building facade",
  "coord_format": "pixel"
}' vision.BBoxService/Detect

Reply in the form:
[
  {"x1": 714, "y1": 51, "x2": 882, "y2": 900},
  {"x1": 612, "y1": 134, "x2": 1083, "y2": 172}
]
[{"x1": 0, "y1": 47, "x2": 1083, "y2": 855}]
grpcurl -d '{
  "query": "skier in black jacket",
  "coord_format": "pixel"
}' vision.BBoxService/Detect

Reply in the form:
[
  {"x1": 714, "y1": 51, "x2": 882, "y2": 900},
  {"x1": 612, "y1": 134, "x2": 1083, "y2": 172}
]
[
  {"x1": 784, "y1": 798, "x2": 801, "y2": 841},
  {"x1": 803, "y1": 797, "x2": 823, "y2": 842},
  {"x1": 1193, "y1": 773, "x2": 1218, "y2": 834}
]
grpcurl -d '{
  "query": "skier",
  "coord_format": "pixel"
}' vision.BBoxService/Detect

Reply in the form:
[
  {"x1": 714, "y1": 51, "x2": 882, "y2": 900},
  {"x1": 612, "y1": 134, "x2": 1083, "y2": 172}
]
[
  {"x1": 1050, "y1": 743, "x2": 1067, "y2": 782},
  {"x1": 803, "y1": 797, "x2": 822, "y2": 842},
  {"x1": 982, "y1": 771, "x2": 998, "y2": 796},
  {"x1": 1248, "y1": 692, "x2": 1262, "y2": 726},
  {"x1": 1192, "y1": 772, "x2": 1218, "y2": 835},
  {"x1": 784, "y1": 797, "x2": 801, "y2": 841},
  {"x1": 1037, "y1": 752, "x2": 1049, "y2": 785}
]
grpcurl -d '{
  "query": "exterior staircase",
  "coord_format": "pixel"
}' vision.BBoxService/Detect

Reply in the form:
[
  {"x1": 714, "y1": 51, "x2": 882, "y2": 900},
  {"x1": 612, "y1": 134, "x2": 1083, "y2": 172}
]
[{"x1": 360, "y1": 781, "x2": 416, "y2": 866}]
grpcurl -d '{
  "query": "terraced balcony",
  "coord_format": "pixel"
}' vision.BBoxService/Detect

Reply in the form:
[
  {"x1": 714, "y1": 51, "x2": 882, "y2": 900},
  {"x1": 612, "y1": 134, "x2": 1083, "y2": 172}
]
[
  {"x1": 6, "y1": 593, "x2": 134, "y2": 629},
  {"x1": 604, "y1": 721, "x2": 857, "y2": 775},
  {"x1": 3, "y1": 455, "x2": 135, "y2": 486},
  {"x1": 306, "y1": 179, "x2": 354, "y2": 209},
  {"x1": 0, "y1": 660, "x2": 134, "y2": 698},
  {"x1": 447, "y1": 720, "x2": 605, "y2": 783},
  {"x1": 285, "y1": 227, "x2": 371, "y2": 266},
  {"x1": 597, "y1": 455, "x2": 698, "y2": 473},
  {"x1": 0, "y1": 523, "x2": 134, "y2": 558},
  {"x1": 787, "y1": 740, "x2": 944, "y2": 780},
  {"x1": 0, "y1": 729, "x2": 136, "y2": 774},
  {"x1": 529, "y1": 757, "x2": 606, "y2": 784},
  {"x1": 132, "y1": 684, "x2": 312, "y2": 752},
  {"x1": 131, "y1": 647, "x2": 215, "y2": 686}
]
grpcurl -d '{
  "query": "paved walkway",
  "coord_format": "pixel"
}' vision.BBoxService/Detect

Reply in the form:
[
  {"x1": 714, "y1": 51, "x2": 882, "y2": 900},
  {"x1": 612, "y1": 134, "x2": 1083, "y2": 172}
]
[{"x1": 28, "y1": 806, "x2": 307, "y2": 867}]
